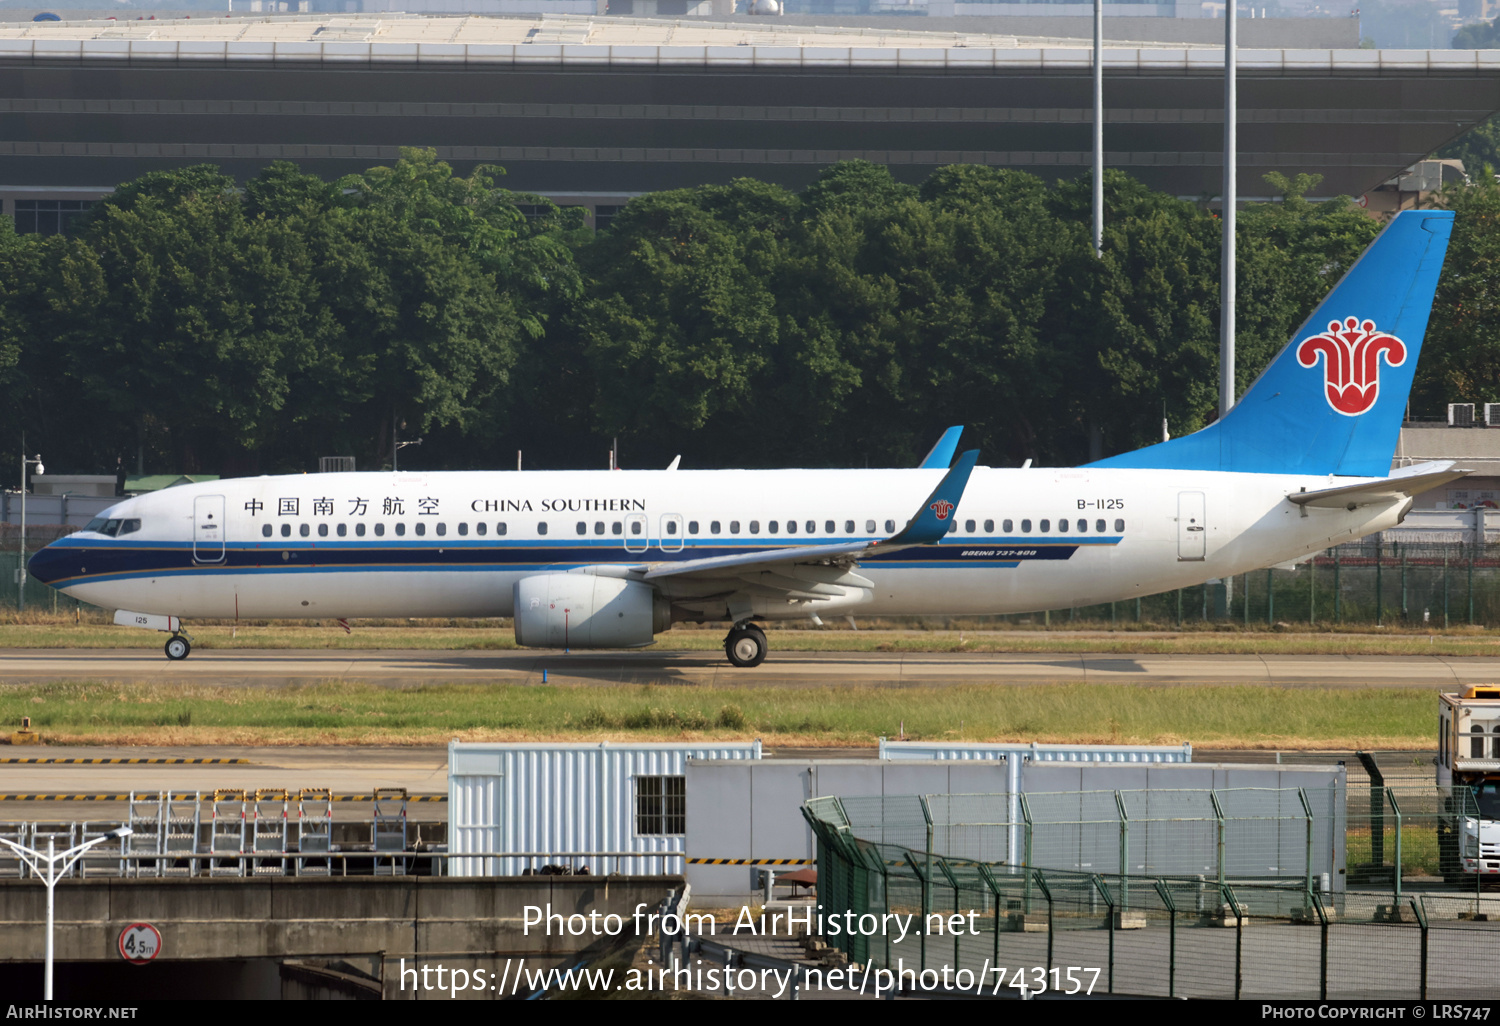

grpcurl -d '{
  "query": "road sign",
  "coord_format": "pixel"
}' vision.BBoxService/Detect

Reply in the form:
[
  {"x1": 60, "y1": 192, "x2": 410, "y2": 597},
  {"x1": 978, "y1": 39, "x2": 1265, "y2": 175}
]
[{"x1": 117, "y1": 923, "x2": 161, "y2": 964}]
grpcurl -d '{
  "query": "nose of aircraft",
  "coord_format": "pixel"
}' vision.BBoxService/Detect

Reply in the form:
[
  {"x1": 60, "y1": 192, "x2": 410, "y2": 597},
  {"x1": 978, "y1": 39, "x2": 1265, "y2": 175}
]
[{"x1": 27, "y1": 542, "x2": 74, "y2": 586}]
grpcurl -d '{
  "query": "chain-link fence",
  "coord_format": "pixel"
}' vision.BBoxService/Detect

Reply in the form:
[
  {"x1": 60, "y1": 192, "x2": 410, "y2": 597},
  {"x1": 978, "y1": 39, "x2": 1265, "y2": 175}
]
[
  {"x1": 806, "y1": 794, "x2": 1500, "y2": 999},
  {"x1": 841, "y1": 788, "x2": 1343, "y2": 893}
]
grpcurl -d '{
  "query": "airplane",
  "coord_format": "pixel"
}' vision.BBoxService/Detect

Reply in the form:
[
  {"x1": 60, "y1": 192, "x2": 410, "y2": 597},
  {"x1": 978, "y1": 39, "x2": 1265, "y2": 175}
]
[{"x1": 27, "y1": 209, "x2": 1461, "y2": 667}]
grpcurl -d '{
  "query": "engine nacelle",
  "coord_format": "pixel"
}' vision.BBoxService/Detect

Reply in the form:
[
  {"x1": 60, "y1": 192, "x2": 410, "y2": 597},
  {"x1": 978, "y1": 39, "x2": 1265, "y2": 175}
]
[{"x1": 513, "y1": 573, "x2": 670, "y2": 649}]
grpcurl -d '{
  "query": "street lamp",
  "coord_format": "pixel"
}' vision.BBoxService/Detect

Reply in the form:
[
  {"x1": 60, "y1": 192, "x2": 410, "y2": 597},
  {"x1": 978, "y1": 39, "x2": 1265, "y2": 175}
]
[
  {"x1": 0, "y1": 826, "x2": 132, "y2": 1000},
  {"x1": 17, "y1": 434, "x2": 44, "y2": 615}
]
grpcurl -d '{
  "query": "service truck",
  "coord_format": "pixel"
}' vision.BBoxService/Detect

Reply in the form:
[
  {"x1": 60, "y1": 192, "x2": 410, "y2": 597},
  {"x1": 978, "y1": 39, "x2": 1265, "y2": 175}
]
[{"x1": 1438, "y1": 686, "x2": 1500, "y2": 880}]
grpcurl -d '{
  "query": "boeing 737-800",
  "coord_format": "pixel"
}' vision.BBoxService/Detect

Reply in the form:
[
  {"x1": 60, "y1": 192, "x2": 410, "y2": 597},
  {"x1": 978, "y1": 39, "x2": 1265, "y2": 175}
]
[{"x1": 27, "y1": 210, "x2": 1461, "y2": 667}]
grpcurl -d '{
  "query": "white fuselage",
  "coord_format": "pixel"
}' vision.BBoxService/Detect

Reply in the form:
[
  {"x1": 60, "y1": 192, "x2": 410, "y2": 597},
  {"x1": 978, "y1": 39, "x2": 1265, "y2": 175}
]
[{"x1": 36, "y1": 466, "x2": 1407, "y2": 623}]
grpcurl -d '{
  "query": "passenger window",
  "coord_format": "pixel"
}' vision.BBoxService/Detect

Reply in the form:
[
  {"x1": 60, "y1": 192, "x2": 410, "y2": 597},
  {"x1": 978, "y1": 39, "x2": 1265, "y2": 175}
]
[
  {"x1": 415, "y1": 523, "x2": 426, "y2": 537},
  {"x1": 355, "y1": 523, "x2": 366, "y2": 537},
  {"x1": 965, "y1": 520, "x2": 975, "y2": 533},
  {"x1": 318, "y1": 523, "x2": 329, "y2": 537},
  {"x1": 807, "y1": 521, "x2": 816, "y2": 534},
  {"x1": 1021, "y1": 520, "x2": 1031, "y2": 533},
  {"x1": 262, "y1": 524, "x2": 273, "y2": 538},
  {"x1": 947, "y1": 521, "x2": 958, "y2": 534},
  {"x1": 538, "y1": 522, "x2": 548, "y2": 536},
  {"x1": 439, "y1": 523, "x2": 449, "y2": 537},
  {"x1": 782, "y1": 521, "x2": 792, "y2": 534},
  {"x1": 666, "y1": 520, "x2": 679, "y2": 535},
  {"x1": 1076, "y1": 519, "x2": 1087, "y2": 534},
  {"x1": 611, "y1": 522, "x2": 622, "y2": 535},
  {"x1": 984, "y1": 519, "x2": 994, "y2": 532},
  {"x1": 374, "y1": 523, "x2": 385, "y2": 537},
  {"x1": 1096, "y1": 519, "x2": 1106, "y2": 533},
  {"x1": 750, "y1": 521, "x2": 760, "y2": 535},
  {"x1": 730, "y1": 521, "x2": 740, "y2": 534},
  {"x1": 1040, "y1": 519, "x2": 1050, "y2": 533},
  {"x1": 711, "y1": 521, "x2": 721, "y2": 535},
  {"x1": 689, "y1": 521, "x2": 699, "y2": 535},
  {"x1": 281, "y1": 524, "x2": 291, "y2": 538},
  {"x1": 630, "y1": 521, "x2": 641, "y2": 536},
  {"x1": 845, "y1": 521, "x2": 855, "y2": 534},
  {"x1": 457, "y1": 523, "x2": 468, "y2": 537},
  {"x1": 885, "y1": 520, "x2": 895, "y2": 533},
  {"x1": 1003, "y1": 519, "x2": 1013, "y2": 532},
  {"x1": 396, "y1": 523, "x2": 407, "y2": 537},
  {"x1": 826, "y1": 521, "x2": 835, "y2": 534},
  {"x1": 1058, "y1": 519, "x2": 1068, "y2": 532},
  {"x1": 300, "y1": 523, "x2": 310, "y2": 537},
  {"x1": 1114, "y1": 519, "x2": 1125, "y2": 532},
  {"x1": 475, "y1": 523, "x2": 486, "y2": 537},
  {"x1": 595, "y1": 522, "x2": 605, "y2": 535},
  {"x1": 865, "y1": 520, "x2": 876, "y2": 533},
  {"x1": 497, "y1": 523, "x2": 507, "y2": 536},
  {"x1": 337, "y1": 523, "x2": 348, "y2": 537},
  {"x1": 576, "y1": 522, "x2": 587, "y2": 536}
]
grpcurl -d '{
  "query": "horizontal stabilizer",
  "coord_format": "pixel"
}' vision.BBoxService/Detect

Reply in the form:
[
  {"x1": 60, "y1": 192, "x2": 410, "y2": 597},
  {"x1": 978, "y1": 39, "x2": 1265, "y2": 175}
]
[{"x1": 1287, "y1": 463, "x2": 1469, "y2": 509}]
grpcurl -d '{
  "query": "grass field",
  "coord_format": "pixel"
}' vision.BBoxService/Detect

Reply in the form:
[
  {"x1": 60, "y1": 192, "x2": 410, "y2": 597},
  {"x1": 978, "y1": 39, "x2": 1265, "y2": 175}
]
[
  {"x1": 0, "y1": 680, "x2": 1435, "y2": 749},
  {"x1": 1, "y1": 616, "x2": 1500, "y2": 656}
]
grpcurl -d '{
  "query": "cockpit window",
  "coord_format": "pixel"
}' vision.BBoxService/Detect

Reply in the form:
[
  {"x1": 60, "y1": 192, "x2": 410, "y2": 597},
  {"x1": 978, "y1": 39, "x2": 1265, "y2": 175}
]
[{"x1": 85, "y1": 517, "x2": 139, "y2": 537}]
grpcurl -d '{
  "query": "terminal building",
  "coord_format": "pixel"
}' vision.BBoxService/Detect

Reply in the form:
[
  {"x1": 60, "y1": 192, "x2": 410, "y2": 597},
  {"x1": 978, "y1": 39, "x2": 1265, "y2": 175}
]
[{"x1": 0, "y1": 11, "x2": 1492, "y2": 230}]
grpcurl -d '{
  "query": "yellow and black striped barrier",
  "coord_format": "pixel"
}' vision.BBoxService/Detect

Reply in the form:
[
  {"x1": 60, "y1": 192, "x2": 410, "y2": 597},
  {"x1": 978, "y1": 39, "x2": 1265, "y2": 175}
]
[
  {"x1": 0, "y1": 793, "x2": 447, "y2": 802},
  {"x1": 0, "y1": 758, "x2": 251, "y2": 765},
  {"x1": 686, "y1": 857, "x2": 814, "y2": 866}
]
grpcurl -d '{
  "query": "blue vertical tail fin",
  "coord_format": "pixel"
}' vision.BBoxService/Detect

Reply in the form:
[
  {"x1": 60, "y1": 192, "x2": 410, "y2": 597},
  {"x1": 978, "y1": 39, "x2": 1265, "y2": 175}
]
[{"x1": 1089, "y1": 209, "x2": 1453, "y2": 477}]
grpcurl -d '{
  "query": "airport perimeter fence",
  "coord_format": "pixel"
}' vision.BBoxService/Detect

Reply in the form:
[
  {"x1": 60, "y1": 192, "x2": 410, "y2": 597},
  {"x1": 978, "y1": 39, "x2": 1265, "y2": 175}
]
[{"x1": 804, "y1": 796, "x2": 1500, "y2": 1000}]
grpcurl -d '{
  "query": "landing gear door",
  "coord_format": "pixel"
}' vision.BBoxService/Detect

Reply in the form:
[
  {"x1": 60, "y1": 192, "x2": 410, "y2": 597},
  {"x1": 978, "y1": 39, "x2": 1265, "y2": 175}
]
[
  {"x1": 194, "y1": 494, "x2": 226, "y2": 564},
  {"x1": 1177, "y1": 491, "x2": 1206, "y2": 562}
]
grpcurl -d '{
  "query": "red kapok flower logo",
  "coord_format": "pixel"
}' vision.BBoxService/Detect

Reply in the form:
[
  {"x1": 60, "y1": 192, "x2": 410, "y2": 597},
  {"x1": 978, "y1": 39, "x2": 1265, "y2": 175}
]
[
  {"x1": 1295, "y1": 316, "x2": 1406, "y2": 417},
  {"x1": 930, "y1": 500, "x2": 955, "y2": 521}
]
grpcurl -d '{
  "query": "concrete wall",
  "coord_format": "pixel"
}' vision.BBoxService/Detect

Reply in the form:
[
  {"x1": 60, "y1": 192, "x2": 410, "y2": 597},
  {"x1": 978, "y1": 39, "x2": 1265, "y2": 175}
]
[
  {"x1": 685, "y1": 759, "x2": 1345, "y2": 902},
  {"x1": 0, "y1": 874, "x2": 679, "y2": 999}
]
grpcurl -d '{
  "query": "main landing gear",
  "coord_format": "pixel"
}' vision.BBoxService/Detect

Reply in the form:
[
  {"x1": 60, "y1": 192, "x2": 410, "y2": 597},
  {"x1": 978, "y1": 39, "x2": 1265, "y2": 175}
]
[
  {"x1": 724, "y1": 623, "x2": 767, "y2": 668},
  {"x1": 164, "y1": 633, "x2": 192, "y2": 661}
]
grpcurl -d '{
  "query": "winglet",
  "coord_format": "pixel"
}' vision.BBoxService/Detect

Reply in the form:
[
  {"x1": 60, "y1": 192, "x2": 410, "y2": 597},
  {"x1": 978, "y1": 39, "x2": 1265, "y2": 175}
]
[
  {"x1": 918, "y1": 426, "x2": 964, "y2": 469},
  {"x1": 886, "y1": 449, "x2": 980, "y2": 546}
]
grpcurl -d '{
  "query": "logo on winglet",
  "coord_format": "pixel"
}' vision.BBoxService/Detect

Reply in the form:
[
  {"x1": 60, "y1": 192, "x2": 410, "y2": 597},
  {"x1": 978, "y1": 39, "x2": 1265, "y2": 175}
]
[
  {"x1": 1296, "y1": 316, "x2": 1406, "y2": 417},
  {"x1": 930, "y1": 500, "x2": 955, "y2": 520}
]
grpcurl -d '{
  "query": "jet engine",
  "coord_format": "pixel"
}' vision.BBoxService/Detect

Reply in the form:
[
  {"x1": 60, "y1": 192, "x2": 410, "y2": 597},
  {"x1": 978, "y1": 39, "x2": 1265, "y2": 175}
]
[{"x1": 513, "y1": 573, "x2": 671, "y2": 649}]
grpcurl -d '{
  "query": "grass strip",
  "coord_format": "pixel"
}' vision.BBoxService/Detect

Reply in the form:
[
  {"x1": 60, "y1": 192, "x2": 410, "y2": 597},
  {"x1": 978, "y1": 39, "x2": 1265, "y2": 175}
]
[{"x1": 0, "y1": 680, "x2": 1435, "y2": 749}]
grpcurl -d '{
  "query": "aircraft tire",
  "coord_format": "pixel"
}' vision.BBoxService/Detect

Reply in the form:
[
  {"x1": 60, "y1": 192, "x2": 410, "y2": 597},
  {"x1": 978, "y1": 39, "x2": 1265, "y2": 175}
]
[
  {"x1": 164, "y1": 635, "x2": 191, "y2": 661},
  {"x1": 725, "y1": 625, "x2": 767, "y2": 668}
]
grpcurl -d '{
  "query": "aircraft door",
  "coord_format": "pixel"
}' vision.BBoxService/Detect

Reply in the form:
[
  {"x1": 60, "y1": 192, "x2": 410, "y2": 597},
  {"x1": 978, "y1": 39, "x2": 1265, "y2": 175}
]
[
  {"x1": 659, "y1": 514, "x2": 684, "y2": 553},
  {"x1": 194, "y1": 495, "x2": 226, "y2": 564},
  {"x1": 1177, "y1": 491, "x2": 1206, "y2": 561},
  {"x1": 623, "y1": 513, "x2": 648, "y2": 554}
]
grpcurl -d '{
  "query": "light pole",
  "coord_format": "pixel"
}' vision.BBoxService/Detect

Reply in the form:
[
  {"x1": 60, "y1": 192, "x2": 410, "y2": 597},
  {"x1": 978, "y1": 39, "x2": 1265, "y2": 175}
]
[
  {"x1": 391, "y1": 420, "x2": 422, "y2": 472},
  {"x1": 0, "y1": 826, "x2": 132, "y2": 999},
  {"x1": 17, "y1": 435, "x2": 43, "y2": 614}
]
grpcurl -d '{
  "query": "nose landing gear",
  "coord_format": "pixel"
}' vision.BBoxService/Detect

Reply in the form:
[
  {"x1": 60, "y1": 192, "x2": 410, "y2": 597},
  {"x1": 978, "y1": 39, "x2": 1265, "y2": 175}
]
[
  {"x1": 724, "y1": 623, "x2": 767, "y2": 668},
  {"x1": 164, "y1": 633, "x2": 192, "y2": 661}
]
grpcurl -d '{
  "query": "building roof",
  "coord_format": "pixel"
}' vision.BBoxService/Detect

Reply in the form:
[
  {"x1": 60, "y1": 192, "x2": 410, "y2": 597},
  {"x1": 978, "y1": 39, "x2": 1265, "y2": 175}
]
[{"x1": 124, "y1": 474, "x2": 219, "y2": 493}]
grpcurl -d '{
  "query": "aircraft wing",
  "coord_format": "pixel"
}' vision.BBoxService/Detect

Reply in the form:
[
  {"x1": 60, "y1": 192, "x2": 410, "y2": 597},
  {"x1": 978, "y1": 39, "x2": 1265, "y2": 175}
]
[
  {"x1": 638, "y1": 450, "x2": 980, "y2": 593},
  {"x1": 1286, "y1": 462, "x2": 1469, "y2": 509}
]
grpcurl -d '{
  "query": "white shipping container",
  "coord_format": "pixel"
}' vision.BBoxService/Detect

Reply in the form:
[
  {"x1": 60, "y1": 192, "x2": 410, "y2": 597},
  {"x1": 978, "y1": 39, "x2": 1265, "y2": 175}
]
[{"x1": 448, "y1": 739, "x2": 762, "y2": 876}]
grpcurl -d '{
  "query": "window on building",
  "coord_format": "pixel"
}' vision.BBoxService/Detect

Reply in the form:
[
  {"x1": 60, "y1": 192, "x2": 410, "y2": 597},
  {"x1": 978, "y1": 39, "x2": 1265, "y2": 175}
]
[
  {"x1": 14, "y1": 199, "x2": 93, "y2": 236},
  {"x1": 635, "y1": 775, "x2": 686, "y2": 835},
  {"x1": 594, "y1": 204, "x2": 626, "y2": 232},
  {"x1": 1473, "y1": 724, "x2": 1486, "y2": 759}
]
